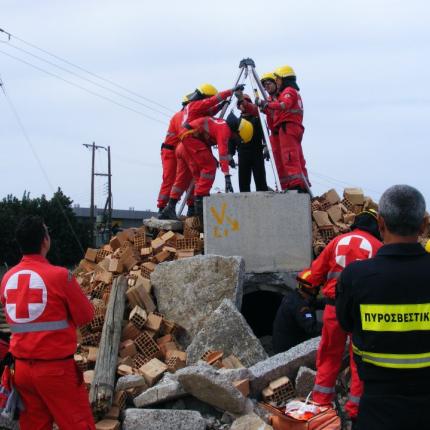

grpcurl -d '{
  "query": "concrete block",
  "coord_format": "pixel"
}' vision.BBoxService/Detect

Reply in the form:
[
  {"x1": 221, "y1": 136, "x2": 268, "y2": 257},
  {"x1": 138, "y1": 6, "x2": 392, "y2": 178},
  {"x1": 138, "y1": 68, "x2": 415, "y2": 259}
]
[
  {"x1": 133, "y1": 374, "x2": 186, "y2": 407},
  {"x1": 116, "y1": 374, "x2": 148, "y2": 391},
  {"x1": 248, "y1": 336, "x2": 320, "y2": 395},
  {"x1": 295, "y1": 366, "x2": 317, "y2": 398},
  {"x1": 143, "y1": 217, "x2": 183, "y2": 232},
  {"x1": 204, "y1": 192, "x2": 312, "y2": 273},
  {"x1": 230, "y1": 413, "x2": 273, "y2": 430},
  {"x1": 123, "y1": 409, "x2": 206, "y2": 430}
]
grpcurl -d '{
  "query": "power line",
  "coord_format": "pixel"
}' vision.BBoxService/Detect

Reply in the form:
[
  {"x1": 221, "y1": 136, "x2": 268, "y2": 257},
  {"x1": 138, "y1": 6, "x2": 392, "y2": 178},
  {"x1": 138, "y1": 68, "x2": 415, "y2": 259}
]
[
  {"x1": 0, "y1": 49, "x2": 168, "y2": 125},
  {"x1": 0, "y1": 76, "x2": 85, "y2": 254},
  {"x1": 0, "y1": 27, "x2": 175, "y2": 114},
  {"x1": 5, "y1": 42, "x2": 171, "y2": 118}
]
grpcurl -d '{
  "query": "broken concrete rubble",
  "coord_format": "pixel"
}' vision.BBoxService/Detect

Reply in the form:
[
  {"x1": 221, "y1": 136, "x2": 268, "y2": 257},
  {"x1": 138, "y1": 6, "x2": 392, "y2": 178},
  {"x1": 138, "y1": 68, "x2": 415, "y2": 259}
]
[
  {"x1": 122, "y1": 408, "x2": 207, "y2": 430},
  {"x1": 152, "y1": 255, "x2": 245, "y2": 345},
  {"x1": 248, "y1": 336, "x2": 320, "y2": 396},
  {"x1": 186, "y1": 299, "x2": 268, "y2": 367},
  {"x1": 176, "y1": 364, "x2": 251, "y2": 415},
  {"x1": 295, "y1": 366, "x2": 317, "y2": 398},
  {"x1": 230, "y1": 413, "x2": 273, "y2": 430},
  {"x1": 116, "y1": 374, "x2": 147, "y2": 391},
  {"x1": 133, "y1": 373, "x2": 186, "y2": 408},
  {"x1": 143, "y1": 217, "x2": 183, "y2": 231}
]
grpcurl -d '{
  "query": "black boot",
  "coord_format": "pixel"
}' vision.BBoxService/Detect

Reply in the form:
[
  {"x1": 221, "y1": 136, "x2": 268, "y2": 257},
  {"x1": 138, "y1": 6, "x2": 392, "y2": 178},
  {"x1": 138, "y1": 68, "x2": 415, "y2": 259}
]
[
  {"x1": 186, "y1": 205, "x2": 195, "y2": 217},
  {"x1": 156, "y1": 207, "x2": 165, "y2": 219},
  {"x1": 194, "y1": 196, "x2": 204, "y2": 221},
  {"x1": 158, "y1": 199, "x2": 178, "y2": 220}
]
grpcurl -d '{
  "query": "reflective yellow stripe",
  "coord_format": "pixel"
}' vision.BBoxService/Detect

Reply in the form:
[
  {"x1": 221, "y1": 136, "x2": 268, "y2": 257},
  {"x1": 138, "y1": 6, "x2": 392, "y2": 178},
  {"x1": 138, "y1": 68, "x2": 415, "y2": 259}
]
[
  {"x1": 352, "y1": 344, "x2": 430, "y2": 369},
  {"x1": 360, "y1": 303, "x2": 430, "y2": 332}
]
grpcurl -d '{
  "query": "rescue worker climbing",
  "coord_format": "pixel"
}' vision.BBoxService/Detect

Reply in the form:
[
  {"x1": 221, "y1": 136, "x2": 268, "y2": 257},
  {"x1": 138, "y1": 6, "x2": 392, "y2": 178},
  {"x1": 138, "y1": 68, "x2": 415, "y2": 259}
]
[
  {"x1": 179, "y1": 113, "x2": 253, "y2": 219},
  {"x1": 0, "y1": 216, "x2": 96, "y2": 430},
  {"x1": 310, "y1": 209, "x2": 382, "y2": 423},
  {"x1": 159, "y1": 83, "x2": 243, "y2": 219},
  {"x1": 256, "y1": 65, "x2": 310, "y2": 192},
  {"x1": 156, "y1": 97, "x2": 189, "y2": 215},
  {"x1": 230, "y1": 93, "x2": 268, "y2": 192},
  {"x1": 272, "y1": 268, "x2": 324, "y2": 353}
]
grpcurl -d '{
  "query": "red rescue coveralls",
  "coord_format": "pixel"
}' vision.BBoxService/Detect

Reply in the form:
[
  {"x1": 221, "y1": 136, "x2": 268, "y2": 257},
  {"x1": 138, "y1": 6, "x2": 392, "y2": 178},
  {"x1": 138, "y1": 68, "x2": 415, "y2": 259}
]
[
  {"x1": 311, "y1": 229, "x2": 382, "y2": 418},
  {"x1": 266, "y1": 87, "x2": 309, "y2": 190},
  {"x1": 157, "y1": 110, "x2": 183, "y2": 209},
  {"x1": 169, "y1": 142, "x2": 196, "y2": 205},
  {"x1": 0, "y1": 255, "x2": 95, "y2": 430},
  {"x1": 180, "y1": 117, "x2": 231, "y2": 197}
]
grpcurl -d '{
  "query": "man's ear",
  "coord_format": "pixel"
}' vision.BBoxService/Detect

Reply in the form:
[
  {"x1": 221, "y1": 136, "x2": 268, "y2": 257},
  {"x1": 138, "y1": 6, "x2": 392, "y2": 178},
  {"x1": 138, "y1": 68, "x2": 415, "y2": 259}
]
[
  {"x1": 419, "y1": 215, "x2": 429, "y2": 237},
  {"x1": 377, "y1": 215, "x2": 386, "y2": 240}
]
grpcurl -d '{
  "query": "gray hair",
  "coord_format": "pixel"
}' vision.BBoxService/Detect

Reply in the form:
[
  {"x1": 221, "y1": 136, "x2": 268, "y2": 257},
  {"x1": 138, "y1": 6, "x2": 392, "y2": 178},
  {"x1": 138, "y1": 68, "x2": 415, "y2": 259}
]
[{"x1": 379, "y1": 185, "x2": 426, "y2": 236}]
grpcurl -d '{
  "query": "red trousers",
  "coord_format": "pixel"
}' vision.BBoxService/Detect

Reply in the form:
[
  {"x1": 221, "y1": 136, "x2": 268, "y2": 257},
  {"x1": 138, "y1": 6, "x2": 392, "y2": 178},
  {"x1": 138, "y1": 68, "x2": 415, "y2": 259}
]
[
  {"x1": 157, "y1": 147, "x2": 177, "y2": 208},
  {"x1": 269, "y1": 134, "x2": 287, "y2": 190},
  {"x1": 312, "y1": 304, "x2": 363, "y2": 419},
  {"x1": 14, "y1": 358, "x2": 96, "y2": 430},
  {"x1": 170, "y1": 143, "x2": 194, "y2": 206},
  {"x1": 181, "y1": 136, "x2": 217, "y2": 197},
  {"x1": 278, "y1": 123, "x2": 309, "y2": 190}
]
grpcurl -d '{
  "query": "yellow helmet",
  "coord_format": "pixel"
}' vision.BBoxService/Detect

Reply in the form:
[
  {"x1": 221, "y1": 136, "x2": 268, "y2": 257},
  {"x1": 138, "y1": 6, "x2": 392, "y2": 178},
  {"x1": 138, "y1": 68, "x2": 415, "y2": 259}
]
[
  {"x1": 197, "y1": 83, "x2": 218, "y2": 97},
  {"x1": 238, "y1": 119, "x2": 253, "y2": 143},
  {"x1": 274, "y1": 65, "x2": 296, "y2": 78},
  {"x1": 260, "y1": 72, "x2": 276, "y2": 83},
  {"x1": 425, "y1": 239, "x2": 430, "y2": 253}
]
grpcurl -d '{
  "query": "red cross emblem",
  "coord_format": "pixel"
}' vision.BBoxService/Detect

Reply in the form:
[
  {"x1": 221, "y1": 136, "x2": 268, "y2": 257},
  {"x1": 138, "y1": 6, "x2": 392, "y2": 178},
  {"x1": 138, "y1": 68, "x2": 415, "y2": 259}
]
[
  {"x1": 4, "y1": 270, "x2": 47, "y2": 323},
  {"x1": 335, "y1": 235, "x2": 373, "y2": 268}
]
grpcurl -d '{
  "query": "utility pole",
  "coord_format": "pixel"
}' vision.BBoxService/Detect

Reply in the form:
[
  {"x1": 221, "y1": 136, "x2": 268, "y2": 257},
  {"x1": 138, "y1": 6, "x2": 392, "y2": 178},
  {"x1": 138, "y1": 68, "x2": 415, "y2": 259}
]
[{"x1": 83, "y1": 142, "x2": 111, "y2": 246}]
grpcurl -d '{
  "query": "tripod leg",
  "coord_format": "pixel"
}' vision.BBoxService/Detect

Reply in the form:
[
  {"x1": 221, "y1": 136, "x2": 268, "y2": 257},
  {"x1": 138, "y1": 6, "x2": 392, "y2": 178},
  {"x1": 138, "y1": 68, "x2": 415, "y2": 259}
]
[
  {"x1": 248, "y1": 66, "x2": 282, "y2": 191},
  {"x1": 219, "y1": 66, "x2": 246, "y2": 119},
  {"x1": 177, "y1": 181, "x2": 194, "y2": 216}
]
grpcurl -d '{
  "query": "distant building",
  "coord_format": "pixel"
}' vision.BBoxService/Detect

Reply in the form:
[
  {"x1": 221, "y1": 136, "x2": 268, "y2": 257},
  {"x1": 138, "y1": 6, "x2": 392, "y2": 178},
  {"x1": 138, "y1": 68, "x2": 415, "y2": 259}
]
[{"x1": 73, "y1": 206, "x2": 157, "y2": 246}]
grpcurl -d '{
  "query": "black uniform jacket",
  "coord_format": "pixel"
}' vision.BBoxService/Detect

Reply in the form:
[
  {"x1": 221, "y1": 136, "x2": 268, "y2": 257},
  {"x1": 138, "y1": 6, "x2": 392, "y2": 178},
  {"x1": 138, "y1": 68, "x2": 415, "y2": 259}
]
[
  {"x1": 272, "y1": 290, "x2": 323, "y2": 354},
  {"x1": 336, "y1": 243, "x2": 430, "y2": 383}
]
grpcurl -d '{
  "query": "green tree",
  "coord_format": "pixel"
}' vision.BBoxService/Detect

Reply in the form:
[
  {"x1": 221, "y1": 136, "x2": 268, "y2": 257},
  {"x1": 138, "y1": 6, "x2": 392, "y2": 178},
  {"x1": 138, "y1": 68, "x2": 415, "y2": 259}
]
[{"x1": 0, "y1": 188, "x2": 91, "y2": 268}]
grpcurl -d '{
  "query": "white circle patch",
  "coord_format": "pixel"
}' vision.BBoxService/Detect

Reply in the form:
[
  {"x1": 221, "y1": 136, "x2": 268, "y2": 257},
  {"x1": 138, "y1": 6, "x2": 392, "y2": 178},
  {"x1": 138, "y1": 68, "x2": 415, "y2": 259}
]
[
  {"x1": 4, "y1": 270, "x2": 47, "y2": 323},
  {"x1": 335, "y1": 234, "x2": 373, "y2": 268}
]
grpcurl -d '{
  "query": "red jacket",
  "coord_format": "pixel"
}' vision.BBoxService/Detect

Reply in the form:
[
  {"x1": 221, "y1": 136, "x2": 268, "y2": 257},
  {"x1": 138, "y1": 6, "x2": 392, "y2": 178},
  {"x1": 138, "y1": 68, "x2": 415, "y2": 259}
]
[
  {"x1": 266, "y1": 87, "x2": 304, "y2": 129},
  {"x1": 0, "y1": 255, "x2": 94, "y2": 360},
  {"x1": 183, "y1": 116, "x2": 231, "y2": 174},
  {"x1": 311, "y1": 229, "x2": 382, "y2": 299},
  {"x1": 163, "y1": 110, "x2": 184, "y2": 149},
  {"x1": 181, "y1": 90, "x2": 232, "y2": 128}
]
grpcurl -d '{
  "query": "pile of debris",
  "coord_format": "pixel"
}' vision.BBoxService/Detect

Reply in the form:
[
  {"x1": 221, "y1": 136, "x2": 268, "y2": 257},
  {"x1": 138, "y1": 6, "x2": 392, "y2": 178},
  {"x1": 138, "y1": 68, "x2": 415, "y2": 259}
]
[{"x1": 311, "y1": 187, "x2": 378, "y2": 256}]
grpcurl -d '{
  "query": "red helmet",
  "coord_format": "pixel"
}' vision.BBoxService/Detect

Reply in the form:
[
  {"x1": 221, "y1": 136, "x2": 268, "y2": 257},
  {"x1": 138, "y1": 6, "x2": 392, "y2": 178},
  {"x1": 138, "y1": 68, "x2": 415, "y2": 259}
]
[{"x1": 297, "y1": 268, "x2": 318, "y2": 294}]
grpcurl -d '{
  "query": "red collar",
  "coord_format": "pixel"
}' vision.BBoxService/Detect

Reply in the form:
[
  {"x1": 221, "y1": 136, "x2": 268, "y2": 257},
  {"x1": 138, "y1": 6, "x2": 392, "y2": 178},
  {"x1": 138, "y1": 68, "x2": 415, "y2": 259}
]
[{"x1": 21, "y1": 254, "x2": 48, "y2": 264}]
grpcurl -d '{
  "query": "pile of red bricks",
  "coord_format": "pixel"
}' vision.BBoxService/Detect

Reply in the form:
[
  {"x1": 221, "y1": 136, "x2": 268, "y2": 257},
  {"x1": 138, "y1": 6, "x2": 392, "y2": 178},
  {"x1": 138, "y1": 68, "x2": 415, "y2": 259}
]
[
  {"x1": 311, "y1": 188, "x2": 378, "y2": 256},
  {"x1": 73, "y1": 217, "x2": 204, "y2": 428}
]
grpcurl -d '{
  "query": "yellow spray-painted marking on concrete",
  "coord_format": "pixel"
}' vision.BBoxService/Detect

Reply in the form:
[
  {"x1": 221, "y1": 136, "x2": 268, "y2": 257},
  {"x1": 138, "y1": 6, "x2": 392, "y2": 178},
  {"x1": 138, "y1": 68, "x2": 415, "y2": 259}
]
[{"x1": 210, "y1": 203, "x2": 240, "y2": 238}]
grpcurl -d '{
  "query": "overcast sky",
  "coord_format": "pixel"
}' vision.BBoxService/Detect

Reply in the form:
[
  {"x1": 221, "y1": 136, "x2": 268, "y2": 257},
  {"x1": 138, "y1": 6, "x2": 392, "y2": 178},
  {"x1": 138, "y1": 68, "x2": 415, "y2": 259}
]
[{"x1": 1, "y1": 0, "x2": 429, "y2": 211}]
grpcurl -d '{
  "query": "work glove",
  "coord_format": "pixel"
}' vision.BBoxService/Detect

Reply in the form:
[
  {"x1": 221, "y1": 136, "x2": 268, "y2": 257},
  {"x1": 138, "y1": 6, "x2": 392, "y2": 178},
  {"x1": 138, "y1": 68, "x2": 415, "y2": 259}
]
[
  {"x1": 225, "y1": 175, "x2": 234, "y2": 193},
  {"x1": 255, "y1": 97, "x2": 268, "y2": 109},
  {"x1": 234, "y1": 90, "x2": 244, "y2": 101},
  {"x1": 232, "y1": 84, "x2": 245, "y2": 92},
  {"x1": 263, "y1": 146, "x2": 270, "y2": 161},
  {"x1": 229, "y1": 157, "x2": 236, "y2": 169}
]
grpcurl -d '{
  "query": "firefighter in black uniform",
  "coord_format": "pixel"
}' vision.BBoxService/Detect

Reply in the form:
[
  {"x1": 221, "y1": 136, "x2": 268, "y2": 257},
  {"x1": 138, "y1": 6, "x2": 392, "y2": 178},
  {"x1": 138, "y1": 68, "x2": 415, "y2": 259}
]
[
  {"x1": 336, "y1": 184, "x2": 430, "y2": 430},
  {"x1": 229, "y1": 93, "x2": 268, "y2": 192},
  {"x1": 272, "y1": 268, "x2": 324, "y2": 353}
]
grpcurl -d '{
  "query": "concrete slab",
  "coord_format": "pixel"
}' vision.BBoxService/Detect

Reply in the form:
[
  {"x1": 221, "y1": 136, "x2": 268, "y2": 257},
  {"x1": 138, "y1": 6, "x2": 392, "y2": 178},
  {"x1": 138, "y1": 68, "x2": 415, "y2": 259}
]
[{"x1": 204, "y1": 192, "x2": 312, "y2": 273}]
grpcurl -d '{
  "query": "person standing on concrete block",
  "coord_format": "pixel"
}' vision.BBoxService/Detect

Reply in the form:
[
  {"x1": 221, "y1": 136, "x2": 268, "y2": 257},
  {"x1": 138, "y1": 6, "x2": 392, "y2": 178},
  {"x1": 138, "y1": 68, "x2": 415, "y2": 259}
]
[
  {"x1": 0, "y1": 216, "x2": 96, "y2": 430},
  {"x1": 259, "y1": 72, "x2": 285, "y2": 189},
  {"x1": 159, "y1": 83, "x2": 237, "y2": 220},
  {"x1": 231, "y1": 92, "x2": 268, "y2": 192},
  {"x1": 256, "y1": 65, "x2": 309, "y2": 192},
  {"x1": 336, "y1": 185, "x2": 430, "y2": 430},
  {"x1": 157, "y1": 96, "x2": 196, "y2": 218},
  {"x1": 272, "y1": 268, "x2": 324, "y2": 353},
  {"x1": 310, "y1": 210, "x2": 382, "y2": 423},
  {"x1": 179, "y1": 114, "x2": 254, "y2": 218}
]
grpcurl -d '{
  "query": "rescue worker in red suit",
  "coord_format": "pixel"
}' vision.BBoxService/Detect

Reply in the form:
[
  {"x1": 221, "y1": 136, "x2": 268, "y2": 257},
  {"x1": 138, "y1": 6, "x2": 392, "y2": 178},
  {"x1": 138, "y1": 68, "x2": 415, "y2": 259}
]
[
  {"x1": 257, "y1": 65, "x2": 310, "y2": 192},
  {"x1": 0, "y1": 216, "x2": 96, "y2": 430},
  {"x1": 179, "y1": 112, "x2": 254, "y2": 218},
  {"x1": 310, "y1": 209, "x2": 382, "y2": 423},
  {"x1": 160, "y1": 83, "x2": 244, "y2": 219},
  {"x1": 157, "y1": 96, "x2": 196, "y2": 219},
  {"x1": 259, "y1": 72, "x2": 285, "y2": 189}
]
